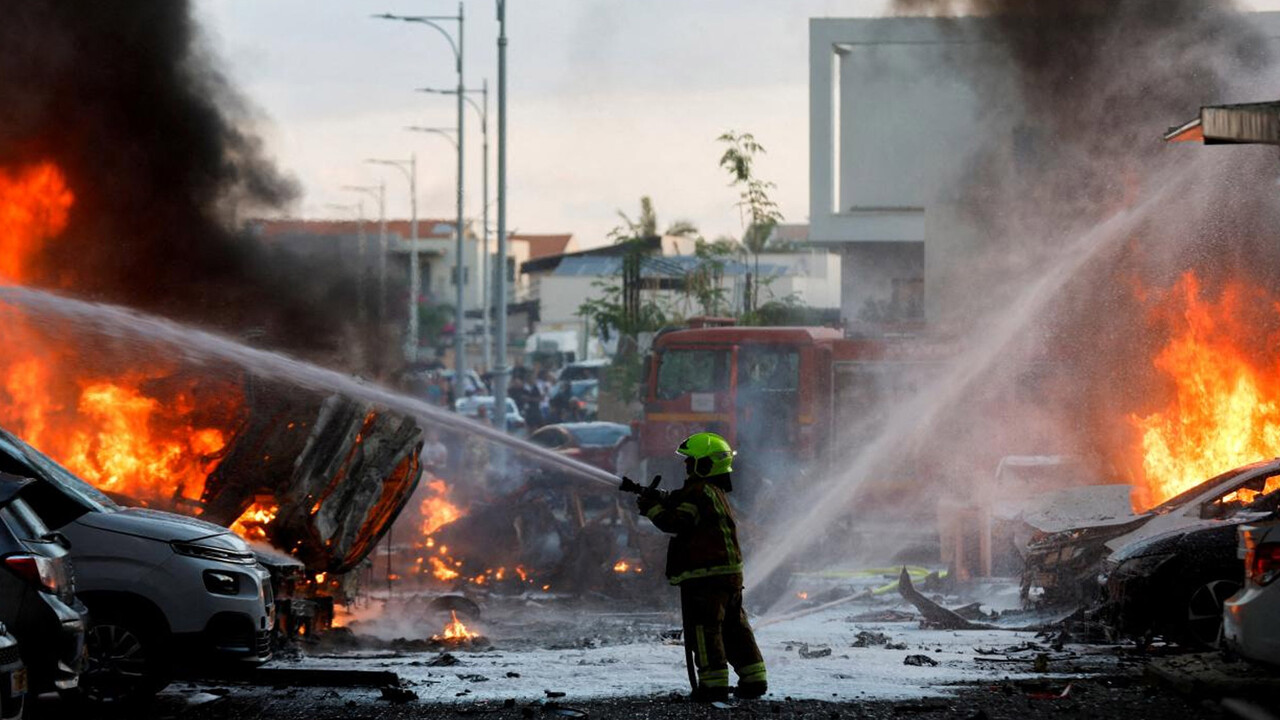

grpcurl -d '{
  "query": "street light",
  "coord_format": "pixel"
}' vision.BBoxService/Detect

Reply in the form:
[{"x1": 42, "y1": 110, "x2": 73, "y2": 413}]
[
  {"x1": 493, "y1": 0, "x2": 509, "y2": 432},
  {"x1": 375, "y1": 4, "x2": 468, "y2": 395},
  {"x1": 419, "y1": 80, "x2": 492, "y2": 372},
  {"x1": 365, "y1": 156, "x2": 420, "y2": 362},
  {"x1": 325, "y1": 202, "x2": 367, "y2": 321},
  {"x1": 341, "y1": 183, "x2": 387, "y2": 323},
  {"x1": 404, "y1": 125, "x2": 466, "y2": 375}
]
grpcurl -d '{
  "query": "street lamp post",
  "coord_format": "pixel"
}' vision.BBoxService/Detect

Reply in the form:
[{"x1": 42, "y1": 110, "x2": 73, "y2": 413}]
[
  {"x1": 376, "y1": 4, "x2": 468, "y2": 396},
  {"x1": 365, "y1": 156, "x2": 419, "y2": 362},
  {"x1": 326, "y1": 201, "x2": 366, "y2": 321},
  {"x1": 418, "y1": 80, "x2": 490, "y2": 372},
  {"x1": 493, "y1": 0, "x2": 509, "y2": 432},
  {"x1": 342, "y1": 183, "x2": 387, "y2": 323}
]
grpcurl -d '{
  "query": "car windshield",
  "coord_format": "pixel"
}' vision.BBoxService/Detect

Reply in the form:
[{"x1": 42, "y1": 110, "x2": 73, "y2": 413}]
[
  {"x1": 567, "y1": 424, "x2": 630, "y2": 447},
  {"x1": 1146, "y1": 464, "x2": 1261, "y2": 516},
  {"x1": 0, "y1": 430, "x2": 117, "y2": 512},
  {"x1": 655, "y1": 348, "x2": 730, "y2": 400}
]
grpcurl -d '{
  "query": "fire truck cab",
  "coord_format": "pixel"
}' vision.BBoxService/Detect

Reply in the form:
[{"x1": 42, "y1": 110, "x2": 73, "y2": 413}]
[{"x1": 638, "y1": 325, "x2": 930, "y2": 496}]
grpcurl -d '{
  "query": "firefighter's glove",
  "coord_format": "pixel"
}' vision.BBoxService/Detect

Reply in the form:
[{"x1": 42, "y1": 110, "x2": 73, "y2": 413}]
[{"x1": 636, "y1": 493, "x2": 661, "y2": 516}]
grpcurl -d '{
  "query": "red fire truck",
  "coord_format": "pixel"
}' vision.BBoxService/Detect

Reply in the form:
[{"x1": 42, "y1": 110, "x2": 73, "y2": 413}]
[{"x1": 636, "y1": 323, "x2": 943, "y2": 490}]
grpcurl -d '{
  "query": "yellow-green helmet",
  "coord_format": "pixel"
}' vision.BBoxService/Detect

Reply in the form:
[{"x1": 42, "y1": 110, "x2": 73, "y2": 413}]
[{"x1": 676, "y1": 432, "x2": 735, "y2": 478}]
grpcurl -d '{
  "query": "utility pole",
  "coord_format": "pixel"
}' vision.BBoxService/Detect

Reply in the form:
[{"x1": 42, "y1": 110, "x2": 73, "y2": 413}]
[
  {"x1": 342, "y1": 184, "x2": 387, "y2": 322},
  {"x1": 417, "y1": 80, "x2": 491, "y2": 371},
  {"x1": 493, "y1": 0, "x2": 509, "y2": 431},
  {"x1": 375, "y1": 6, "x2": 467, "y2": 393},
  {"x1": 366, "y1": 157, "x2": 419, "y2": 362}
]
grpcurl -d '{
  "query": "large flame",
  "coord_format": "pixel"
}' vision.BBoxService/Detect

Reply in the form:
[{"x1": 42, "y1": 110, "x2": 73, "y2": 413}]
[
  {"x1": 420, "y1": 479, "x2": 463, "y2": 536},
  {"x1": 1130, "y1": 273, "x2": 1280, "y2": 508},
  {"x1": 0, "y1": 161, "x2": 243, "y2": 510}
]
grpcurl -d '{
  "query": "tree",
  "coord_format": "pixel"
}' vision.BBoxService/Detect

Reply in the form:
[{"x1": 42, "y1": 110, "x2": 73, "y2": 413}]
[
  {"x1": 718, "y1": 131, "x2": 784, "y2": 313},
  {"x1": 614, "y1": 195, "x2": 701, "y2": 243}
]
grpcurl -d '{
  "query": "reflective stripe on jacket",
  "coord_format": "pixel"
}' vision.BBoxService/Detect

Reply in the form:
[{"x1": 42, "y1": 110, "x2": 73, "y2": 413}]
[{"x1": 643, "y1": 477, "x2": 743, "y2": 585}]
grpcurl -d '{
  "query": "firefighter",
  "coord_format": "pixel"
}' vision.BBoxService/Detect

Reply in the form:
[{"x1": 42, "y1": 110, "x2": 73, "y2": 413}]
[{"x1": 635, "y1": 432, "x2": 768, "y2": 702}]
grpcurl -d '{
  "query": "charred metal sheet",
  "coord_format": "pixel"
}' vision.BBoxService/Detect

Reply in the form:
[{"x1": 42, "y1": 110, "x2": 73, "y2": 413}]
[{"x1": 203, "y1": 381, "x2": 423, "y2": 573}]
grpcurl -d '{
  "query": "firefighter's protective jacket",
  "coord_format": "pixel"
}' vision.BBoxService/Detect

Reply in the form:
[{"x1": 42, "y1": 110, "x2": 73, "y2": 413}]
[{"x1": 642, "y1": 476, "x2": 743, "y2": 585}]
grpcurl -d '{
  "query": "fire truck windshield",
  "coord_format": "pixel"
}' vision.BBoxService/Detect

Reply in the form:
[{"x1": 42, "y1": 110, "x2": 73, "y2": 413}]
[{"x1": 655, "y1": 349, "x2": 730, "y2": 400}]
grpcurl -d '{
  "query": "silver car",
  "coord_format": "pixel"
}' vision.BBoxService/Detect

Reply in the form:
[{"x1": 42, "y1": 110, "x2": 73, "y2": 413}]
[
  {"x1": 1224, "y1": 520, "x2": 1280, "y2": 664},
  {"x1": 0, "y1": 428, "x2": 273, "y2": 704}
]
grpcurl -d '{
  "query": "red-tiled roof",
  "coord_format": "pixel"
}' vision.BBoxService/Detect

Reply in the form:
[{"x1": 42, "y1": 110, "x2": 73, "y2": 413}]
[
  {"x1": 250, "y1": 218, "x2": 458, "y2": 240},
  {"x1": 510, "y1": 233, "x2": 573, "y2": 260}
]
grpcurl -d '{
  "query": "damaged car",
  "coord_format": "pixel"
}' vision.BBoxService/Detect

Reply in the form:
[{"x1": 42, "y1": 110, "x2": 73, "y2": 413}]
[
  {"x1": 1023, "y1": 458, "x2": 1280, "y2": 606},
  {"x1": 0, "y1": 427, "x2": 274, "y2": 705}
]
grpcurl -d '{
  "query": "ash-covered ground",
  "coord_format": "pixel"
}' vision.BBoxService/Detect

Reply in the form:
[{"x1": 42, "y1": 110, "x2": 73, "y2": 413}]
[{"x1": 52, "y1": 571, "x2": 1258, "y2": 719}]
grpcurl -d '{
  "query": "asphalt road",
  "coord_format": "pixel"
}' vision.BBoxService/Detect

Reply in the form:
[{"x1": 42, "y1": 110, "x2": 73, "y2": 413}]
[{"x1": 32, "y1": 674, "x2": 1231, "y2": 720}]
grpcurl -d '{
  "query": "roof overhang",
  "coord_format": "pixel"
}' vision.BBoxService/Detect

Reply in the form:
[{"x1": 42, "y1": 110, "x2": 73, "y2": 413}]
[{"x1": 1165, "y1": 101, "x2": 1280, "y2": 145}]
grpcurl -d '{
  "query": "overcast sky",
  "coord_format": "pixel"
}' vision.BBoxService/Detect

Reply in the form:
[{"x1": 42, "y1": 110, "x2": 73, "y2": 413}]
[{"x1": 196, "y1": 0, "x2": 1279, "y2": 248}]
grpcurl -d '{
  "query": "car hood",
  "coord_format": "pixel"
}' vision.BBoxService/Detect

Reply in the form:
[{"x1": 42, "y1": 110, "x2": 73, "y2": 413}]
[{"x1": 75, "y1": 507, "x2": 233, "y2": 543}]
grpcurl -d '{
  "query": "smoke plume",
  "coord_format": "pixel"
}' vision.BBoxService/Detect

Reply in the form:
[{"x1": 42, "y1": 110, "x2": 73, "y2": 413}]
[
  {"x1": 0, "y1": 0, "x2": 370, "y2": 362},
  {"x1": 749, "y1": 1, "x2": 1280, "y2": 600}
]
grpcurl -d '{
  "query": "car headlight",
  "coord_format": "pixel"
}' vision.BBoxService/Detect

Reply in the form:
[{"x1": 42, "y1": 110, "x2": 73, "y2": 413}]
[
  {"x1": 203, "y1": 570, "x2": 242, "y2": 595},
  {"x1": 171, "y1": 541, "x2": 258, "y2": 565},
  {"x1": 1116, "y1": 552, "x2": 1175, "y2": 578}
]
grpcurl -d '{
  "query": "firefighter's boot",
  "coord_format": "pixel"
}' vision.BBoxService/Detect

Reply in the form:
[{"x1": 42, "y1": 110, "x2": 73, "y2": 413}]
[{"x1": 691, "y1": 685, "x2": 730, "y2": 703}]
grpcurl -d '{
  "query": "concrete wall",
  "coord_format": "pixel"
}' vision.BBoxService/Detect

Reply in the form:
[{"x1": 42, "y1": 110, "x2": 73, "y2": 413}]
[{"x1": 810, "y1": 17, "x2": 1019, "y2": 323}]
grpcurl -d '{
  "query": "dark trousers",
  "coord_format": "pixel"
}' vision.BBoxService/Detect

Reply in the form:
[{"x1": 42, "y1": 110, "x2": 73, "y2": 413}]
[{"x1": 679, "y1": 575, "x2": 766, "y2": 689}]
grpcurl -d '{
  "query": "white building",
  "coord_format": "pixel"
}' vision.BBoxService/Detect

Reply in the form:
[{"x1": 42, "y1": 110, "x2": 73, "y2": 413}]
[
  {"x1": 809, "y1": 14, "x2": 1280, "y2": 327},
  {"x1": 809, "y1": 17, "x2": 1019, "y2": 326}
]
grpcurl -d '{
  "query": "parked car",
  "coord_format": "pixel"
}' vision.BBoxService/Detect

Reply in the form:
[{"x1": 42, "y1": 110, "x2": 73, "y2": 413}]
[
  {"x1": 1024, "y1": 458, "x2": 1280, "y2": 605},
  {"x1": 1224, "y1": 521, "x2": 1280, "y2": 664},
  {"x1": 558, "y1": 359, "x2": 609, "y2": 383},
  {"x1": 0, "y1": 427, "x2": 273, "y2": 704},
  {"x1": 1101, "y1": 484, "x2": 1280, "y2": 647},
  {"x1": 455, "y1": 396, "x2": 526, "y2": 435},
  {"x1": 547, "y1": 380, "x2": 599, "y2": 423},
  {"x1": 528, "y1": 422, "x2": 635, "y2": 475},
  {"x1": 0, "y1": 625, "x2": 23, "y2": 720},
  {"x1": 0, "y1": 473, "x2": 86, "y2": 697}
]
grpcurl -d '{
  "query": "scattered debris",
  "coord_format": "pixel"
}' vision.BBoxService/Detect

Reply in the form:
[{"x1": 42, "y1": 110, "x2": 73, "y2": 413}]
[
  {"x1": 798, "y1": 644, "x2": 833, "y2": 659},
  {"x1": 458, "y1": 674, "x2": 491, "y2": 683},
  {"x1": 903, "y1": 654, "x2": 939, "y2": 667},
  {"x1": 885, "y1": 642, "x2": 908, "y2": 650},
  {"x1": 428, "y1": 652, "x2": 462, "y2": 667},
  {"x1": 852, "y1": 630, "x2": 891, "y2": 647},
  {"x1": 379, "y1": 685, "x2": 418, "y2": 703},
  {"x1": 845, "y1": 609, "x2": 916, "y2": 623},
  {"x1": 897, "y1": 568, "x2": 992, "y2": 630},
  {"x1": 545, "y1": 690, "x2": 567, "y2": 698}
]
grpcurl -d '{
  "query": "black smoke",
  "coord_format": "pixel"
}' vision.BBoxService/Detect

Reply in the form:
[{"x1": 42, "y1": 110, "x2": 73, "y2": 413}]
[
  {"x1": 878, "y1": 0, "x2": 1280, "y2": 476},
  {"x1": 0, "y1": 1, "x2": 372, "y2": 363}
]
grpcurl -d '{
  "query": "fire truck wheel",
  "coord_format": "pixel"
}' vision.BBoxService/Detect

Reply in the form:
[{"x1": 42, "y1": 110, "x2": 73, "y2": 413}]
[{"x1": 64, "y1": 606, "x2": 171, "y2": 707}]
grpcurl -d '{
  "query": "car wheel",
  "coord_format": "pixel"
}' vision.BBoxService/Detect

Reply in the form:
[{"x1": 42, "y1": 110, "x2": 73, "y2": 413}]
[
  {"x1": 1182, "y1": 578, "x2": 1242, "y2": 648},
  {"x1": 72, "y1": 611, "x2": 170, "y2": 706}
]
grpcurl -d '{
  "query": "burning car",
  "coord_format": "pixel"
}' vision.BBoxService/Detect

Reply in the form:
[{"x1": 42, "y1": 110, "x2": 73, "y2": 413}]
[
  {"x1": 0, "y1": 426, "x2": 273, "y2": 704},
  {"x1": 1023, "y1": 458, "x2": 1280, "y2": 606},
  {"x1": 1102, "y1": 519, "x2": 1260, "y2": 647},
  {"x1": 528, "y1": 422, "x2": 636, "y2": 476}
]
